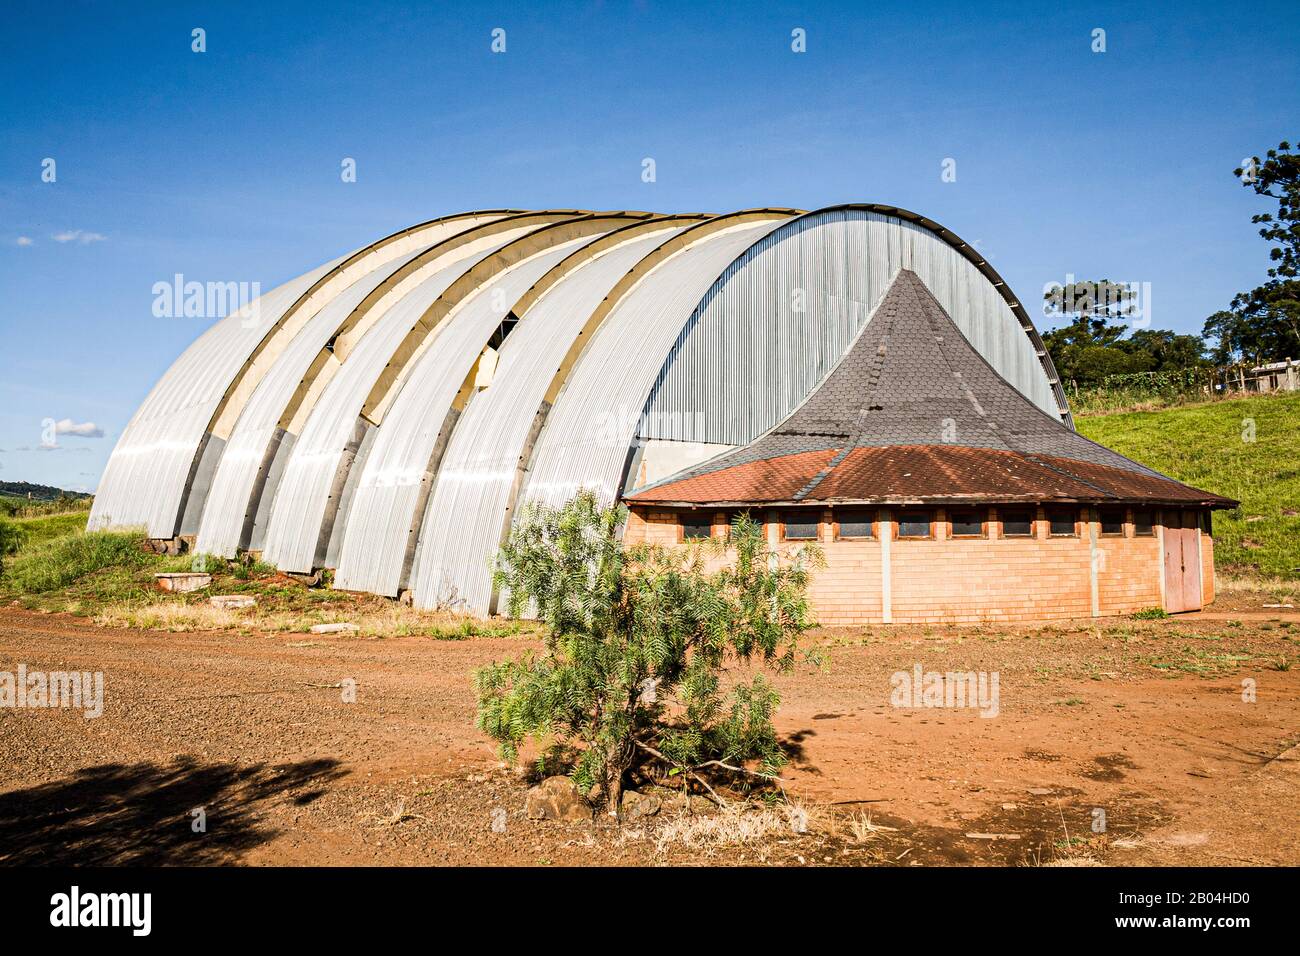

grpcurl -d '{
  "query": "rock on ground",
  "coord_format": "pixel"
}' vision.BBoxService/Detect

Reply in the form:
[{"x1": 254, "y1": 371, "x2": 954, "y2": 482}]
[{"x1": 525, "y1": 776, "x2": 592, "y2": 822}]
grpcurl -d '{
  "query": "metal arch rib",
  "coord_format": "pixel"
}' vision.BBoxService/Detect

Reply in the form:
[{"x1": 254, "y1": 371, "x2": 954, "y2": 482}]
[
  {"x1": 359, "y1": 211, "x2": 659, "y2": 426},
  {"x1": 172, "y1": 210, "x2": 523, "y2": 535},
  {"x1": 275, "y1": 211, "x2": 585, "y2": 438},
  {"x1": 404, "y1": 216, "x2": 706, "y2": 614},
  {"x1": 208, "y1": 209, "x2": 524, "y2": 443},
  {"x1": 439, "y1": 215, "x2": 705, "y2": 428},
  {"x1": 93, "y1": 209, "x2": 520, "y2": 541},
  {"x1": 258, "y1": 212, "x2": 602, "y2": 573},
  {"x1": 331, "y1": 213, "x2": 652, "y2": 595},
  {"x1": 488, "y1": 208, "x2": 799, "y2": 613},
  {"x1": 191, "y1": 213, "x2": 561, "y2": 555}
]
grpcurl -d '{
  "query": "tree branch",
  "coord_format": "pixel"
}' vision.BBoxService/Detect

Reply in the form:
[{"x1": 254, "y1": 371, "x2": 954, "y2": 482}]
[
  {"x1": 632, "y1": 740, "x2": 729, "y2": 807},
  {"x1": 633, "y1": 740, "x2": 790, "y2": 804}
]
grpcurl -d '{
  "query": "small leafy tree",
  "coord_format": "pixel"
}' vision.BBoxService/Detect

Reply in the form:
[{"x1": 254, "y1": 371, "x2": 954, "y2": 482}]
[{"x1": 474, "y1": 491, "x2": 820, "y2": 812}]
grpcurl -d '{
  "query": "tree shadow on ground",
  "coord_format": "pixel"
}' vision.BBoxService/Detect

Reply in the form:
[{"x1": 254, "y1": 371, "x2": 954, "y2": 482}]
[{"x1": 0, "y1": 755, "x2": 347, "y2": 865}]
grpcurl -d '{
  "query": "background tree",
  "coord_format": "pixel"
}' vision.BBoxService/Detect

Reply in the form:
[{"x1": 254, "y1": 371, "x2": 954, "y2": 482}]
[
  {"x1": 1207, "y1": 139, "x2": 1300, "y2": 364},
  {"x1": 475, "y1": 492, "x2": 820, "y2": 812},
  {"x1": 1042, "y1": 279, "x2": 1205, "y2": 388}
]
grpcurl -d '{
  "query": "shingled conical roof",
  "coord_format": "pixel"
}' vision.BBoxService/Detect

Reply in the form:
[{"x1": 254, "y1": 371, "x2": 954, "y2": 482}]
[{"x1": 629, "y1": 270, "x2": 1235, "y2": 508}]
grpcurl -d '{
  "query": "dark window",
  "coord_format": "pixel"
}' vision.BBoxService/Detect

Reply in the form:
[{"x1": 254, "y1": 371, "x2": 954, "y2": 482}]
[
  {"x1": 897, "y1": 510, "x2": 932, "y2": 538},
  {"x1": 1048, "y1": 508, "x2": 1077, "y2": 536},
  {"x1": 1000, "y1": 510, "x2": 1034, "y2": 537},
  {"x1": 681, "y1": 515, "x2": 712, "y2": 540},
  {"x1": 782, "y1": 511, "x2": 819, "y2": 541},
  {"x1": 1201, "y1": 511, "x2": 1212, "y2": 534},
  {"x1": 836, "y1": 509, "x2": 874, "y2": 540},
  {"x1": 1133, "y1": 509, "x2": 1153, "y2": 536},
  {"x1": 1100, "y1": 508, "x2": 1125, "y2": 536},
  {"x1": 949, "y1": 508, "x2": 985, "y2": 537}
]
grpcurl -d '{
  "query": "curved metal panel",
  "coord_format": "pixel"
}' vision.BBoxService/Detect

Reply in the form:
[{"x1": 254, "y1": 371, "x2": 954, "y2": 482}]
[
  {"x1": 407, "y1": 221, "x2": 693, "y2": 613},
  {"x1": 208, "y1": 212, "x2": 517, "y2": 443},
  {"x1": 258, "y1": 244, "x2": 512, "y2": 572},
  {"x1": 333, "y1": 226, "x2": 628, "y2": 596},
  {"x1": 517, "y1": 216, "x2": 792, "y2": 518},
  {"x1": 193, "y1": 247, "x2": 428, "y2": 557},
  {"x1": 90, "y1": 210, "x2": 519, "y2": 539},
  {"x1": 640, "y1": 207, "x2": 1059, "y2": 447},
  {"x1": 817, "y1": 203, "x2": 1070, "y2": 424},
  {"x1": 192, "y1": 214, "x2": 546, "y2": 557},
  {"x1": 88, "y1": 257, "x2": 346, "y2": 536},
  {"x1": 261, "y1": 214, "x2": 618, "y2": 573}
]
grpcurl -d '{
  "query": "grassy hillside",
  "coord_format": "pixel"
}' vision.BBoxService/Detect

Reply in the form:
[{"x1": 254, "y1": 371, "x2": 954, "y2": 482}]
[
  {"x1": 0, "y1": 494, "x2": 93, "y2": 519},
  {"x1": 0, "y1": 480, "x2": 92, "y2": 502},
  {"x1": 1077, "y1": 392, "x2": 1300, "y2": 578},
  {"x1": 11, "y1": 510, "x2": 91, "y2": 546}
]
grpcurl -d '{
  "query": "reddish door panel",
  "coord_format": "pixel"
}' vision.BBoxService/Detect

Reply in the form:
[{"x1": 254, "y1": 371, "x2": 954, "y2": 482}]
[
  {"x1": 1163, "y1": 512, "x2": 1185, "y2": 613},
  {"x1": 1180, "y1": 512, "x2": 1203, "y2": 611}
]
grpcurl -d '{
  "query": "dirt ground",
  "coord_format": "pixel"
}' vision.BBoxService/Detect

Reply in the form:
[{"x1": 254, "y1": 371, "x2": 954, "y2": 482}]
[{"x1": 0, "y1": 606, "x2": 1296, "y2": 867}]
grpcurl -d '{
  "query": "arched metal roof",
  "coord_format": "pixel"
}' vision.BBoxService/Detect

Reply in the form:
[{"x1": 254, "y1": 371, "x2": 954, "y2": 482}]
[{"x1": 93, "y1": 204, "x2": 1072, "y2": 615}]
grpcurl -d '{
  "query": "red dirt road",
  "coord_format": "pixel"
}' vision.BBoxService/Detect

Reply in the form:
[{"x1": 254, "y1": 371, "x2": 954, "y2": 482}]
[{"x1": 1, "y1": 608, "x2": 1296, "y2": 866}]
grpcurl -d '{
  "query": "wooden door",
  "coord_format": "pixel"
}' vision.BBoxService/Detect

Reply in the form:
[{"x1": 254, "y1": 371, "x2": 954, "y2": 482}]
[
  {"x1": 1162, "y1": 511, "x2": 1185, "y2": 612},
  {"x1": 1163, "y1": 511, "x2": 1203, "y2": 613},
  {"x1": 1179, "y1": 510, "x2": 1203, "y2": 611}
]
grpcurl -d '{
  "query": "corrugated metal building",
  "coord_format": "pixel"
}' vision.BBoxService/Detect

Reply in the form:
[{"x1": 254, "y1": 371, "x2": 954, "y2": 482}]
[{"x1": 94, "y1": 204, "x2": 1226, "y2": 621}]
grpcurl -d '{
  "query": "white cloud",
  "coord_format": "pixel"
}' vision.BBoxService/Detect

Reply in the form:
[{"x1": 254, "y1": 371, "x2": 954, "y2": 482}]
[
  {"x1": 51, "y1": 229, "x2": 107, "y2": 244},
  {"x1": 15, "y1": 236, "x2": 34, "y2": 246},
  {"x1": 55, "y1": 419, "x2": 104, "y2": 438}
]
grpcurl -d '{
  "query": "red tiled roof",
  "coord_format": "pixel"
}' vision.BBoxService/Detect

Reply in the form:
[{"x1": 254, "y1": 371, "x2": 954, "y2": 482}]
[
  {"x1": 627, "y1": 444, "x2": 1236, "y2": 507},
  {"x1": 634, "y1": 448, "x2": 841, "y2": 504}
]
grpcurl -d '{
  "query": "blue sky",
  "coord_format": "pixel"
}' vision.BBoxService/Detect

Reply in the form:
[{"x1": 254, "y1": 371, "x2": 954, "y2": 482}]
[{"x1": 1, "y1": 0, "x2": 1296, "y2": 492}]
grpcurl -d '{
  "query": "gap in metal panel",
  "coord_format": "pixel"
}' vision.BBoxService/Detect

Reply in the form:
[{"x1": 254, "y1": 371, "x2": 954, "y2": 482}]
[{"x1": 487, "y1": 312, "x2": 521, "y2": 351}]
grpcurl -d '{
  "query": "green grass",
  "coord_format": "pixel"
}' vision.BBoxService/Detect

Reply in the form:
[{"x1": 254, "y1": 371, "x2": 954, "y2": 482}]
[
  {"x1": 1077, "y1": 391, "x2": 1300, "y2": 578},
  {"x1": 1132, "y1": 607, "x2": 1169, "y2": 620},
  {"x1": 1, "y1": 530, "x2": 152, "y2": 593},
  {"x1": 0, "y1": 521, "x2": 541, "y2": 638},
  {"x1": 10, "y1": 510, "x2": 90, "y2": 546},
  {"x1": 0, "y1": 494, "x2": 93, "y2": 518}
]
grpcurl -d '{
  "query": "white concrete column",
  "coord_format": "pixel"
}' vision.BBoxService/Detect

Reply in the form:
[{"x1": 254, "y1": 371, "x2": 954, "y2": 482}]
[{"x1": 880, "y1": 508, "x2": 893, "y2": 624}]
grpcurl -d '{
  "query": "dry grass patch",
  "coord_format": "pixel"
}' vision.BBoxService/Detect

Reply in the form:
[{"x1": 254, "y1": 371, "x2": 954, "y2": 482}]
[
  {"x1": 653, "y1": 802, "x2": 822, "y2": 857},
  {"x1": 94, "y1": 599, "x2": 538, "y2": 639},
  {"x1": 1219, "y1": 575, "x2": 1300, "y2": 605}
]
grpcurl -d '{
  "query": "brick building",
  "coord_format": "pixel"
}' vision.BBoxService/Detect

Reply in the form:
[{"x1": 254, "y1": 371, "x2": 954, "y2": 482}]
[{"x1": 625, "y1": 271, "x2": 1235, "y2": 624}]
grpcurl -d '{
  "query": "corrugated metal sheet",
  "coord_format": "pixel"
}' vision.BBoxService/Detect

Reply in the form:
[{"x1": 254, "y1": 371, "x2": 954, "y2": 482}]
[
  {"x1": 518, "y1": 217, "x2": 791, "y2": 515},
  {"x1": 640, "y1": 209, "x2": 1058, "y2": 448},
  {"x1": 259, "y1": 245, "x2": 508, "y2": 571},
  {"x1": 333, "y1": 231, "x2": 610, "y2": 596},
  {"x1": 408, "y1": 223, "x2": 690, "y2": 613},
  {"x1": 193, "y1": 247, "x2": 430, "y2": 557},
  {"x1": 88, "y1": 257, "x2": 347, "y2": 536},
  {"x1": 90, "y1": 211, "x2": 516, "y2": 539},
  {"x1": 207, "y1": 213, "x2": 513, "y2": 443}
]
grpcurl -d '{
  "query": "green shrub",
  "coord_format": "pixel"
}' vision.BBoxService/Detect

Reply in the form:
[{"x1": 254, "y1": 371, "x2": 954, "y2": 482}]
[
  {"x1": 2, "y1": 531, "x2": 149, "y2": 593},
  {"x1": 0, "y1": 517, "x2": 26, "y2": 575},
  {"x1": 1132, "y1": 607, "x2": 1170, "y2": 620},
  {"x1": 475, "y1": 492, "x2": 821, "y2": 812}
]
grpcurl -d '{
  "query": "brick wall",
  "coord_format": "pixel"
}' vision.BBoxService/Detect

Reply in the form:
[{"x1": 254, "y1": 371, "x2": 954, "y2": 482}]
[{"x1": 624, "y1": 504, "x2": 1213, "y2": 625}]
